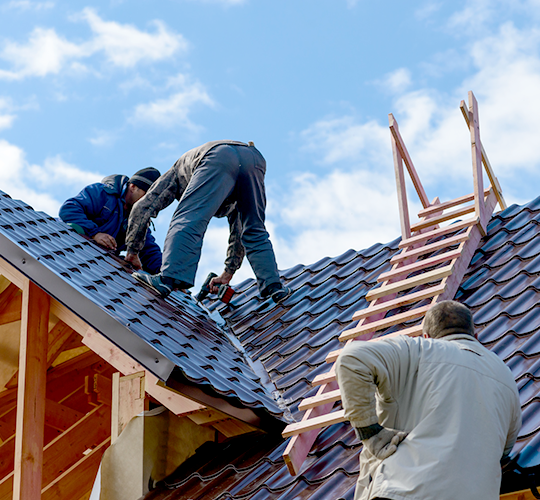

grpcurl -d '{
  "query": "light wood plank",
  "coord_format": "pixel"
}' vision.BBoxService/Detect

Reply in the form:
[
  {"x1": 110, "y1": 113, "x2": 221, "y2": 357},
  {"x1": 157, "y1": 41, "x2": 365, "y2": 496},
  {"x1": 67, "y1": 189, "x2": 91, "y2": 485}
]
[
  {"x1": 500, "y1": 488, "x2": 540, "y2": 500},
  {"x1": 312, "y1": 369, "x2": 336, "y2": 387},
  {"x1": 339, "y1": 305, "x2": 430, "y2": 342},
  {"x1": 111, "y1": 372, "x2": 147, "y2": 443},
  {"x1": 460, "y1": 100, "x2": 507, "y2": 211},
  {"x1": 41, "y1": 438, "x2": 110, "y2": 500},
  {"x1": 187, "y1": 409, "x2": 229, "y2": 426},
  {"x1": 399, "y1": 217, "x2": 477, "y2": 249},
  {"x1": 377, "y1": 249, "x2": 461, "y2": 283},
  {"x1": 212, "y1": 419, "x2": 256, "y2": 438},
  {"x1": 298, "y1": 390, "x2": 342, "y2": 412},
  {"x1": 391, "y1": 233, "x2": 469, "y2": 264},
  {"x1": 366, "y1": 265, "x2": 454, "y2": 302},
  {"x1": 326, "y1": 324, "x2": 425, "y2": 365},
  {"x1": 42, "y1": 405, "x2": 110, "y2": 489},
  {"x1": 369, "y1": 324, "x2": 424, "y2": 341},
  {"x1": 411, "y1": 203, "x2": 476, "y2": 233},
  {"x1": 83, "y1": 327, "x2": 205, "y2": 416},
  {"x1": 0, "y1": 257, "x2": 26, "y2": 290},
  {"x1": 389, "y1": 114, "x2": 430, "y2": 208},
  {"x1": 417, "y1": 189, "x2": 490, "y2": 218},
  {"x1": 352, "y1": 285, "x2": 445, "y2": 322},
  {"x1": 282, "y1": 409, "x2": 346, "y2": 438},
  {"x1": 468, "y1": 91, "x2": 487, "y2": 232},
  {"x1": 13, "y1": 280, "x2": 50, "y2": 500},
  {"x1": 283, "y1": 381, "x2": 338, "y2": 476},
  {"x1": 391, "y1": 115, "x2": 411, "y2": 239}
]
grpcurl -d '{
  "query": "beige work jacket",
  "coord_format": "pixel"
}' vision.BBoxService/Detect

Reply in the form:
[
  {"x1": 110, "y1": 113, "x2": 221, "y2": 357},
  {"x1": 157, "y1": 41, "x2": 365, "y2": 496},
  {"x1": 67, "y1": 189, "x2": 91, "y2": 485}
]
[{"x1": 335, "y1": 334, "x2": 522, "y2": 500}]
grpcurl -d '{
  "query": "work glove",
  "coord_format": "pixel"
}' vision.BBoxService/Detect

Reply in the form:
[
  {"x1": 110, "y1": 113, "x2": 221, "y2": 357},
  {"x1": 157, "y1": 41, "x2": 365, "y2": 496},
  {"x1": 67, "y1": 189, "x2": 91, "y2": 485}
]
[{"x1": 355, "y1": 424, "x2": 408, "y2": 460}]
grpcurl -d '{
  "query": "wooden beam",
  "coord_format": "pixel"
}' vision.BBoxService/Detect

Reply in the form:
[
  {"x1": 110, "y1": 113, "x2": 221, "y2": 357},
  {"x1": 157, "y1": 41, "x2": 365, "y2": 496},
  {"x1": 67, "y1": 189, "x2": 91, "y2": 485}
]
[
  {"x1": 339, "y1": 305, "x2": 431, "y2": 342},
  {"x1": 41, "y1": 437, "x2": 110, "y2": 500},
  {"x1": 83, "y1": 327, "x2": 205, "y2": 416},
  {"x1": 410, "y1": 203, "x2": 476, "y2": 233},
  {"x1": 0, "y1": 291, "x2": 22, "y2": 326},
  {"x1": 42, "y1": 404, "x2": 110, "y2": 489},
  {"x1": 352, "y1": 284, "x2": 445, "y2": 322},
  {"x1": 0, "y1": 257, "x2": 26, "y2": 290},
  {"x1": 298, "y1": 389, "x2": 342, "y2": 412},
  {"x1": 389, "y1": 114, "x2": 430, "y2": 208},
  {"x1": 13, "y1": 280, "x2": 50, "y2": 500},
  {"x1": 398, "y1": 217, "x2": 477, "y2": 249},
  {"x1": 460, "y1": 100, "x2": 507, "y2": 211},
  {"x1": 111, "y1": 371, "x2": 148, "y2": 443},
  {"x1": 391, "y1": 233, "x2": 469, "y2": 264},
  {"x1": 49, "y1": 300, "x2": 89, "y2": 337},
  {"x1": 390, "y1": 114, "x2": 411, "y2": 239},
  {"x1": 283, "y1": 381, "x2": 339, "y2": 476},
  {"x1": 468, "y1": 91, "x2": 487, "y2": 233},
  {"x1": 500, "y1": 488, "x2": 540, "y2": 500},
  {"x1": 282, "y1": 409, "x2": 346, "y2": 438},
  {"x1": 187, "y1": 408, "x2": 229, "y2": 426},
  {"x1": 377, "y1": 249, "x2": 461, "y2": 283},
  {"x1": 366, "y1": 265, "x2": 454, "y2": 302},
  {"x1": 212, "y1": 419, "x2": 256, "y2": 438},
  {"x1": 5, "y1": 321, "x2": 78, "y2": 390},
  {"x1": 418, "y1": 189, "x2": 490, "y2": 218}
]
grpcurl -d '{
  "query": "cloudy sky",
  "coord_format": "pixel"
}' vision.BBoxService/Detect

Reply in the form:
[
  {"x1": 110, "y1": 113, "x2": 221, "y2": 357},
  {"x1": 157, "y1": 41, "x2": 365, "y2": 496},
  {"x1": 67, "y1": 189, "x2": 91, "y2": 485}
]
[{"x1": 1, "y1": 0, "x2": 540, "y2": 290}]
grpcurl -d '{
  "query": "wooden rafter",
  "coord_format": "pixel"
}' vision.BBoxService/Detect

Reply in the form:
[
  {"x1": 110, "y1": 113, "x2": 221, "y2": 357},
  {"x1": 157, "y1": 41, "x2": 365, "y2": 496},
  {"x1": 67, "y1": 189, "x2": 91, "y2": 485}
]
[
  {"x1": 13, "y1": 280, "x2": 50, "y2": 500},
  {"x1": 282, "y1": 91, "x2": 505, "y2": 476}
]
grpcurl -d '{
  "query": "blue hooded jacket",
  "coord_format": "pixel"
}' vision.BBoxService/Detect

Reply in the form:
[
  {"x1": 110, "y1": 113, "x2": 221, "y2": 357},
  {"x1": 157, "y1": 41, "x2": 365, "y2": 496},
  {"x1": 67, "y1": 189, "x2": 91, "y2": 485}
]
[{"x1": 59, "y1": 174, "x2": 162, "y2": 274}]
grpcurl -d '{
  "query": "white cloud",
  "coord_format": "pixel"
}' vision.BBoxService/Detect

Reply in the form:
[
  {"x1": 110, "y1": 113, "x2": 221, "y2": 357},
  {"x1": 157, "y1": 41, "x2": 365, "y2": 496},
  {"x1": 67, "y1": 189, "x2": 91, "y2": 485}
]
[
  {"x1": 0, "y1": 9, "x2": 187, "y2": 80},
  {"x1": 130, "y1": 75, "x2": 214, "y2": 130},
  {"x1": 272, "y1": 170, "x2": 405, "y2": 266},
  {"x1": 80, "y1": 8, "x2": 188, "y2": 68},
  {"x1": 0, "y1": 140, "x2": 103, "y2": 215},
  {"x1": 0, "y1": 98, "x2": 16, "y2": 130},
  {"x1": 378, "y1": 68, "x2": 412, "y2": 94},
  {"x1": 0, "y1": 28, "x2": 85, "y2": 80},
  {"x1": 300, "y1": 116, "x2": 389, "y2": 166}
]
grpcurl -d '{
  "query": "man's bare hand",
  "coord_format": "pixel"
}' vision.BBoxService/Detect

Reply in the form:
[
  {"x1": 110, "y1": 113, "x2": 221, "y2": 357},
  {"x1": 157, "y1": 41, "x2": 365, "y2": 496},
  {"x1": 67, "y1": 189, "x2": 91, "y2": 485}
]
[
  {"x1": 363, "y1": 428, "x2": 408, "y2": 460},
  {"x1": 125, "y1": 251, "x2": 142, "y2": 270},
  {"x1": 209, "y1": 271, "x2": 233, "y2": 294},
  {"x1": 92, "y1": 232, "x2": 117, "y2": 250}
]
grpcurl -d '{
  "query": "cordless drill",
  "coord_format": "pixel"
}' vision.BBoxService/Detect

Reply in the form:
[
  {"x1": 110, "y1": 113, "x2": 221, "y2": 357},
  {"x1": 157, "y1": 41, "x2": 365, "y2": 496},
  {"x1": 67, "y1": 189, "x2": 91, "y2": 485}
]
[{"x1": 195, "y1": 272, "x2": 235, "y2": 304}]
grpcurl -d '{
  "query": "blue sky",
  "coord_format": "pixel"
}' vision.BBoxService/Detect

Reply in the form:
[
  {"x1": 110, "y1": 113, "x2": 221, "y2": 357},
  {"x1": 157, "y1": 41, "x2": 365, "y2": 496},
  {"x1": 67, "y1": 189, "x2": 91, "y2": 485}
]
[{"x1": 1, "y1": 0, "x2": 540, "y2": 290}]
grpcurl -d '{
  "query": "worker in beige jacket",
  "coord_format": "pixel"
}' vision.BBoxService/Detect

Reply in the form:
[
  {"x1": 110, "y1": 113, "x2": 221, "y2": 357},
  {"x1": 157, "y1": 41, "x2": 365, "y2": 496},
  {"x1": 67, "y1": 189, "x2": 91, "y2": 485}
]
[{"x1": 335, "y1": 300, "x2": 521, "y2": 500}]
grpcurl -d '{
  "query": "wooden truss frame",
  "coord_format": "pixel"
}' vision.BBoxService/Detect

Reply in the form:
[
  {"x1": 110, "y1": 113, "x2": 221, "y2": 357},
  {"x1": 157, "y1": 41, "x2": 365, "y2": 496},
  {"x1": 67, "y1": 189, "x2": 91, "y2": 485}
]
[
  {"x1": 0, "y1": 255, "x2": 256, "y2": 499},
  {"x1": 281, "y1": 91, "x2": 507, "y2": 477}
]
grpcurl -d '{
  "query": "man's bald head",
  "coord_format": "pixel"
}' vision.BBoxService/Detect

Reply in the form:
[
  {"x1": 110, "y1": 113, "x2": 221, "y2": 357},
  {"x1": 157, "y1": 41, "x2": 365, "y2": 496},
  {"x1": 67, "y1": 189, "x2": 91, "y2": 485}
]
[{"x1": 423, "y1": 300, "x2": 475, "y2": 339}]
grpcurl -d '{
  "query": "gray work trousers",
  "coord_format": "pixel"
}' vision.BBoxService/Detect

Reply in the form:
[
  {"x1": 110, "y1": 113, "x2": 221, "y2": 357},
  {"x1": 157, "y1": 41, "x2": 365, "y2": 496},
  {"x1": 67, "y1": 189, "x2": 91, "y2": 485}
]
[{"x1": 161, "y1": 144, "x2": 281, "y2": 292}]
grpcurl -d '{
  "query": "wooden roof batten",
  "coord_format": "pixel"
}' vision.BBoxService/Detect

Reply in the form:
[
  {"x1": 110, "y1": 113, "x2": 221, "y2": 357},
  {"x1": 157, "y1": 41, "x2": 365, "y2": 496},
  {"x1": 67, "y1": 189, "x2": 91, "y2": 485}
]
[{"x1": 281, "y1": 91, "x2": 507, "y2": 476}]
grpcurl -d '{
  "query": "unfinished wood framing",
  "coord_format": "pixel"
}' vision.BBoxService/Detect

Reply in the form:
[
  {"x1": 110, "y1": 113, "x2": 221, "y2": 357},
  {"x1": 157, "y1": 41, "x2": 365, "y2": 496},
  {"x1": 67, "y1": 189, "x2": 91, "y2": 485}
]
[
  {"x1": 282, "y1": 90, "x2": 506, "y2": 476},
  {"x1": 111, "y1": 371, "x2": 148, "y2": 443},
  {"x1": 13, "y1": 280, "x2": 50, "y2": 500}
]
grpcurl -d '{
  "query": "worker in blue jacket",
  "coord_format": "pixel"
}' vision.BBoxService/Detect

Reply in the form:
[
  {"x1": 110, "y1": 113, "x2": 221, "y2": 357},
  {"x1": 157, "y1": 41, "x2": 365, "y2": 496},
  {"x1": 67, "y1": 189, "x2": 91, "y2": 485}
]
[{"x1": 59, "y1": 167, "x2": 163, "y2": 274}]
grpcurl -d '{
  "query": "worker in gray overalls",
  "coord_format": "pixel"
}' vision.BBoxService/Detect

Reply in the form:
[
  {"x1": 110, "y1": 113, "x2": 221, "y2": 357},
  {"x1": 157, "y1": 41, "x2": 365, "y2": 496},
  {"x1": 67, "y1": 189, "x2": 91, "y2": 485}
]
[{"x1": 125, "y1": 140, "x2": 291, "y2": 303}]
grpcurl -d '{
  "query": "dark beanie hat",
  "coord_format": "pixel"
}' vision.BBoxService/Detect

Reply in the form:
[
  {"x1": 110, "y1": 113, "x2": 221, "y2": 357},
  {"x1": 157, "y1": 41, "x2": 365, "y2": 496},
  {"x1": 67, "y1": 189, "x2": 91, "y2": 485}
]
[{"x1": 129, "y1": 167, "x2": 161, "y2": 192}]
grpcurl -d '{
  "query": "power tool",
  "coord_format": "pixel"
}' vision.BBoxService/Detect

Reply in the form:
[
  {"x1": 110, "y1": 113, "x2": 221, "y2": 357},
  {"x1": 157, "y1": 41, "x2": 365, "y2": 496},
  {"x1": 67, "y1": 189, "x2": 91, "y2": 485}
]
[{"x1": 195, "y1": 272, "x2": 235, "y2": 304}]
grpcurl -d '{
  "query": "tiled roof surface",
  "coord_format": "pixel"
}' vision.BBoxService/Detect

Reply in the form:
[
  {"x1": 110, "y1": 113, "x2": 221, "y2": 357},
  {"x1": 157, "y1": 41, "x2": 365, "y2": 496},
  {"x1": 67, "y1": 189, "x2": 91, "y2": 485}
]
[
  {"x1": 0, "y1": 190, "x2": 284, "y2": 419},
  {"x1": 147, "y1": 196, "x2": 540, "y2": 499}
]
